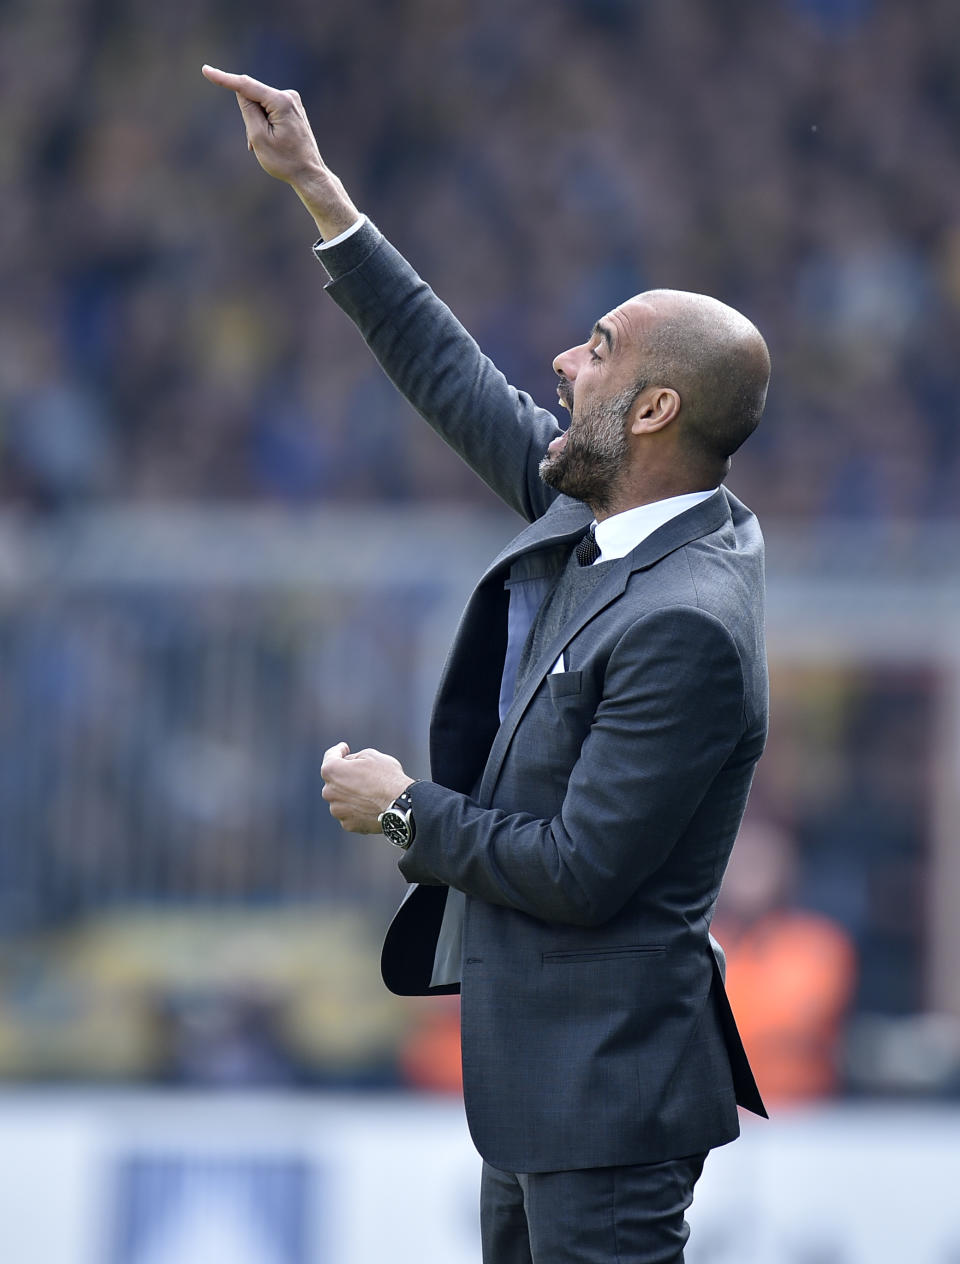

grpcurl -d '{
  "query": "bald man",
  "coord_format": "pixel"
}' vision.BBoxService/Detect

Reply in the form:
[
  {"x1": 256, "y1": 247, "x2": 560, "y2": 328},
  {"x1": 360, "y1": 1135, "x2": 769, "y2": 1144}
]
[{"x1": 203, "y1": 67, "x2": 770, "y2": 1264}]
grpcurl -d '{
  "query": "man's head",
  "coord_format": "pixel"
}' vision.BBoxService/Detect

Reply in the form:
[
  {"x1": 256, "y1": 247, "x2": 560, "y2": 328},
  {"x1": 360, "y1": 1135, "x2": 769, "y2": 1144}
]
[{"x1": 540, "y1": 289, "x2": 771, "y2": 517}]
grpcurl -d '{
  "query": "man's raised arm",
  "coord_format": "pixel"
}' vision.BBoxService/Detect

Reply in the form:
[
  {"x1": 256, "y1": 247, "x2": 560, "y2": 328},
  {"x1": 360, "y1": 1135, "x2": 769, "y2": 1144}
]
[
  {"x1": 201, "y1": 65, "x2": 360, "y2": 243},
  {"x1": 202, "y1": 65, "x2": 563, "y2": 523}
]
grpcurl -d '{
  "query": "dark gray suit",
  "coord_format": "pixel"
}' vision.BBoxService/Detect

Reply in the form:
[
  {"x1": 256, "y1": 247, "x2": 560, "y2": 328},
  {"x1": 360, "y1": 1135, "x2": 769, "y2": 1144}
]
[{"x1": 318, "y1": 221, "x2": 767, "y2": 1180}]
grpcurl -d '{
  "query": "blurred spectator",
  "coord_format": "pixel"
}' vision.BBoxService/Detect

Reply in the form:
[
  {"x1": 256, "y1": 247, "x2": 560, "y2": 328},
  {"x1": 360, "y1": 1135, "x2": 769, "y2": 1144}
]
[
  {"x1": 398, "y1": 997, "x2": 463, "y2": 1095},
  {"x1": 713, "y1": 818, "x2": 857, "y2": 1107},
  {"x1": 157, "y1": 986, "x2": 299, "y2": 1086}
]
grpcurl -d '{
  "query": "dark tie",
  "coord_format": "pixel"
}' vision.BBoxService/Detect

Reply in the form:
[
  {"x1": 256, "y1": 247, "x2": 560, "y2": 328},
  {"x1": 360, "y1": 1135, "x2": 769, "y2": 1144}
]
[{"x1": 575, "y1": 526, "x2": 600, "y2": 567}]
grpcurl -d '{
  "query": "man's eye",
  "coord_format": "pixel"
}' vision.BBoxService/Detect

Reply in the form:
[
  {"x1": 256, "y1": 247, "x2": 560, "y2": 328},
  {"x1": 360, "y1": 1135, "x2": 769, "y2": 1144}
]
[{"x1": 589, "y1": 348, "x2": 602, "y2": 362}]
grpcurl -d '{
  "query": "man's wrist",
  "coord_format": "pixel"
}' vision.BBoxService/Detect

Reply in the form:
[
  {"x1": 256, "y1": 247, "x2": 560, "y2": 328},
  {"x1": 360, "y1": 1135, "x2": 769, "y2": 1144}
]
[
  {"x1": 378, "y1": 779, "x2": 421, "y2": 850},
  {"x1": 382, "y1": 776, "x2": 417, "y2": 814},
  {"x1": 316, "y1": 215, "x2": 366, "y2": 251},
  {"x1": 292, "y1": 168, "x2": 360, "y2": 241}
]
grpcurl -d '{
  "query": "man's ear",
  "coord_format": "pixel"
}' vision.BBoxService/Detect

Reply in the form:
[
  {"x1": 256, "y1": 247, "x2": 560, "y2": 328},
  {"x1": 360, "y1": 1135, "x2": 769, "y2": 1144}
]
[{"x1": 629, "y1": 386, "x2": 681, "y2": 435}]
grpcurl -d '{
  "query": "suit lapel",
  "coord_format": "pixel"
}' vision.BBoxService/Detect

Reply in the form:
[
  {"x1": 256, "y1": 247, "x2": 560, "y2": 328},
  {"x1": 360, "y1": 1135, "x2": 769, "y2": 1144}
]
[
  {"x1": 478, "y1": 489, "x2": 732, "y2": 803},
  {"x1": 480, "y1": 496, "x2": 593, "y2": 579}
]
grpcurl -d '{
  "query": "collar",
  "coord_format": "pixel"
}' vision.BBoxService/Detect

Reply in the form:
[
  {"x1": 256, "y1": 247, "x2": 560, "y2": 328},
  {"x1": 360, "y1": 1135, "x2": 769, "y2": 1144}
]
[{"x1": 592, "y1": 489, "x2": 719, "y2": 563}]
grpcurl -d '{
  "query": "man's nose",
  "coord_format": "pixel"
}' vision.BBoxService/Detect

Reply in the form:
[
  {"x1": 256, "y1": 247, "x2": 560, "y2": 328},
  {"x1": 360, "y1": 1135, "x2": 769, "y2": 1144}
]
[{"x1": 552, "y1": 345, "x2": 581, "y2": 380}]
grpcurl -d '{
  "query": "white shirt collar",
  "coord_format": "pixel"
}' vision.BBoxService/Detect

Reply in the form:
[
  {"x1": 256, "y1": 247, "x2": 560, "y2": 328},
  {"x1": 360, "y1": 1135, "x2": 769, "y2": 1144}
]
[{"x1": 591, "y1": 489, "x2": 719, "y2": 563}]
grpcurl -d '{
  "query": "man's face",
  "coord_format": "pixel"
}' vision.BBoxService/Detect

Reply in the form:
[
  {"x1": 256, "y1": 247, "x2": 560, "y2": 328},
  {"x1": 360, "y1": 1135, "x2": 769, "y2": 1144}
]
[{"x1": 539, "y1": 302, "x2": 651, "y2": 510}]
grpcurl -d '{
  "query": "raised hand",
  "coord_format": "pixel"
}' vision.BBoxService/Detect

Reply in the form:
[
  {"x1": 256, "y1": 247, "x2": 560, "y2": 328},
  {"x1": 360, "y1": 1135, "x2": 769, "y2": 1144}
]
[{"x1": 202, "y1": 65, "x2": 360, "y2": 240}]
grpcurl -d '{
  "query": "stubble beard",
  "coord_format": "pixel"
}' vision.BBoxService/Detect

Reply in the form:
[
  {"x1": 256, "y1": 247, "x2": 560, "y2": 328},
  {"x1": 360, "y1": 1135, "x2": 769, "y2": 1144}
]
[{"x1": 538, "y1": 384, "x2": 637, "y2": 515}]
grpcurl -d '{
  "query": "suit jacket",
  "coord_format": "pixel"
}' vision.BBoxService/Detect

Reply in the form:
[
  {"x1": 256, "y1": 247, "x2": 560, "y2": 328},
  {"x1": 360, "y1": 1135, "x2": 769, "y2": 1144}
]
[{"x1": 320, "y1": 220, "x2": 768, "y2": 1173}]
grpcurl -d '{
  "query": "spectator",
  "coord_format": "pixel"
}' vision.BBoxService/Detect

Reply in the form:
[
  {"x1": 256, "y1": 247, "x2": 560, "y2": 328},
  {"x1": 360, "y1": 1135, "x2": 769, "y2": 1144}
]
[{"x1": 713, "y1": 819, "x2": 858, "y2": 1106}]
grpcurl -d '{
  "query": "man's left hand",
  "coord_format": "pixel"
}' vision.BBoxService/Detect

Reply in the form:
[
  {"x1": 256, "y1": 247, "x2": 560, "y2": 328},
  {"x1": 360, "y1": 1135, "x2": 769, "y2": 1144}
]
[{"x1": 320, "y1": 741, "x2": 415, "y2": 834}]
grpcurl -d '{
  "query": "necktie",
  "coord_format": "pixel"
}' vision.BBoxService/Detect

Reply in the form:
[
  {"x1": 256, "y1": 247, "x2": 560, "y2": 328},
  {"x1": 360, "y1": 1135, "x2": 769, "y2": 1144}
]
[{"x1": 575, "y1": 526, "x2": 600, "y2": 567}]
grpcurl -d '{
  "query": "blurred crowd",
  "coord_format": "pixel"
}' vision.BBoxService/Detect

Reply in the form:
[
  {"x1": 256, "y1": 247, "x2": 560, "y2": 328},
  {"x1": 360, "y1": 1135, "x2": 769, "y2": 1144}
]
[
  {"x1": 2, "y1": 0, "x2": 960, "y2": 518},
  {"x1": 0, "y1": 580, "x2": 443, "y2": 1087},
  {"x1": 1, "y1": 0, "x2": 960, "y2": 1097}
]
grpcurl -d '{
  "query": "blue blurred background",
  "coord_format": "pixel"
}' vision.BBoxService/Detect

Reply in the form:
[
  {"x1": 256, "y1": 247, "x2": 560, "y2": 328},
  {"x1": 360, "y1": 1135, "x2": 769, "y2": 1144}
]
[{"x1": 1, "y1": 0, "x2": 959, "y2": 1259}]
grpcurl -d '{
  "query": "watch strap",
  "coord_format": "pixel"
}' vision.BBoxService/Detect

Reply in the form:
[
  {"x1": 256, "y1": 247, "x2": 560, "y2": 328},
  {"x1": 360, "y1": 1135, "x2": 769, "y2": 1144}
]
[
  {"x1": 390, "y1": 784, "x2": 418, "y2": 815},
  {"x1": 378, "y1": 781, "x2": 422, "y2": 849}
]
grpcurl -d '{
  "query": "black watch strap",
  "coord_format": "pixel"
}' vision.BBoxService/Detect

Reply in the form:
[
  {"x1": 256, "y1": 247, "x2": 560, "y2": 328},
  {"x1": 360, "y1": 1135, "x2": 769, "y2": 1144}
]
[
  {"x1": 391, "y1": 786, "x2": 418, "y2": 815},
  {"x1": 378, "y1": 782, "x2": 422, "y2": 849}
]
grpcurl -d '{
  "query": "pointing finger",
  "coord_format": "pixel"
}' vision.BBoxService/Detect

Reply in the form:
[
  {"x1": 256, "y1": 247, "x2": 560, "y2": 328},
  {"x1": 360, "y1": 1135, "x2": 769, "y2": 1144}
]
[{"x1": 201, "y1": 65, "x2": 283, "y2": 108}]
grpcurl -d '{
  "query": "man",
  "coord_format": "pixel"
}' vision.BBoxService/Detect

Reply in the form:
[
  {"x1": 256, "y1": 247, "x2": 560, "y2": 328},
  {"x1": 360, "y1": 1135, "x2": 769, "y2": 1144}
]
[{"x1": 203, "y1": 64, "x2": 770, "y2": 1264}]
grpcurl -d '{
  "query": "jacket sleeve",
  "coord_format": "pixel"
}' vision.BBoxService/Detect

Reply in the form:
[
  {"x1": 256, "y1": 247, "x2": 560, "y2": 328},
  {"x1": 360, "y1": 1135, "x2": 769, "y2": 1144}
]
[
  {"x1": 398, "y1": 606, "x2": 746, "y2": 926},
  {"x1": 318, "y1": 219, "x2": 562, "y2": 524}
]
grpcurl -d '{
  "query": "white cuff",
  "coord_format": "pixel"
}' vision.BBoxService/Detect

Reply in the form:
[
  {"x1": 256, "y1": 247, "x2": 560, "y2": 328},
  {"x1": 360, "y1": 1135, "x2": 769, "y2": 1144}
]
[{"x1": 315, "y1": 215, "x2": 367, "y2": 250}]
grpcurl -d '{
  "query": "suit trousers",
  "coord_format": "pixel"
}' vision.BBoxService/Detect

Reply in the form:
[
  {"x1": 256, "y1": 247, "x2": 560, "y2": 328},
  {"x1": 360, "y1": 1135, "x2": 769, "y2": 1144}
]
[{"x1": 479, "y1": 1153, "x2": 707, "y2": 1264}]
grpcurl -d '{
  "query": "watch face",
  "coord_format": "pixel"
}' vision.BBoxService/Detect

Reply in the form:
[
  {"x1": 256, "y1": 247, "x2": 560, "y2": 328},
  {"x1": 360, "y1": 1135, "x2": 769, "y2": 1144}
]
[{"x1": 380, "y1": 809, "x2": 412, "y2": 848}]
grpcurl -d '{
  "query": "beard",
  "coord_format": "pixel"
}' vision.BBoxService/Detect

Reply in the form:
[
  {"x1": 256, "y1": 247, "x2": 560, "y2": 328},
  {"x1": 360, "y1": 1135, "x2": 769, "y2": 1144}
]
[{"x1": 538, "y1": 384, "x2": 637, "y2": 513}]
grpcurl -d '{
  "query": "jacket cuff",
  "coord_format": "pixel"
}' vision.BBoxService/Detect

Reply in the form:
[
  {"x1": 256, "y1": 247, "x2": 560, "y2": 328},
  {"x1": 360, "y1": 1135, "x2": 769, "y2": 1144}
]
[
  {"x1": 396, "y1": 779, "x2": 456, "y2": 885},
  {"x1": 312, "y1": 218, "x2": 384, "y2": 281}
]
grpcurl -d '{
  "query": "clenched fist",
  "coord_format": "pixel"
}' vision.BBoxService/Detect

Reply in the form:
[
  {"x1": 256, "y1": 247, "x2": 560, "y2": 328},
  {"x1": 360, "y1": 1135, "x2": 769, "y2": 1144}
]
[{"x1": 320, "y1": 741, "x2": 415, "y2": 835}]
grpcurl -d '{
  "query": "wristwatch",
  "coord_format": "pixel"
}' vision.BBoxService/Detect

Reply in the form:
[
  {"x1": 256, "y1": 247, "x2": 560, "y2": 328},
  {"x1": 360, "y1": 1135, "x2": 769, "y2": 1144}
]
[{"x1": 378, "y1": 784, "x2": 419, "y2": 849}]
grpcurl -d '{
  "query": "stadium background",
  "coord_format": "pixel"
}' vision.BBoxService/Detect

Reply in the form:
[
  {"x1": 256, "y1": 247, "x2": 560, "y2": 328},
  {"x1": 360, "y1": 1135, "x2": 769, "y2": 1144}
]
[{"x1": 1, "y1": 0, "x2": 959, "y2": 1258}]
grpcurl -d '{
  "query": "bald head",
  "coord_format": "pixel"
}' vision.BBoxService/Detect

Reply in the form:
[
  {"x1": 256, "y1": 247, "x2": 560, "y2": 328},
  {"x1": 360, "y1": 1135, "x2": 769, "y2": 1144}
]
[
  {"x1": 547, "y1": 289, "x2": 770, "y2": 512},
  {"x1": 625, "y1": 289, "x2": 770, "y2": 471}
]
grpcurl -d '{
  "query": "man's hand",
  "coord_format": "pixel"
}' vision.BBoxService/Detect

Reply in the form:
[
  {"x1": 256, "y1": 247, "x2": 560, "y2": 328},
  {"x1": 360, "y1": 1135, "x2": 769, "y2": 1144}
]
[
  {"x1": 320, "y1": 741, "x2": 415, "y2": 835},
  {"x1": 201, "y1": 65, "x2": 360, "y2": 240}
]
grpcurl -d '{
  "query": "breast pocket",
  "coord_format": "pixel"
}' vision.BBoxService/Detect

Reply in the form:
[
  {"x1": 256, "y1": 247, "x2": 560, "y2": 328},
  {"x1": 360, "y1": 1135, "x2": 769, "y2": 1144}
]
[
  {"x1": 537, "y1": 669, "x2": 589, "y2": 759},
  {"x1": 546, "y1": 670, "x2": 582, "y2": 698}
]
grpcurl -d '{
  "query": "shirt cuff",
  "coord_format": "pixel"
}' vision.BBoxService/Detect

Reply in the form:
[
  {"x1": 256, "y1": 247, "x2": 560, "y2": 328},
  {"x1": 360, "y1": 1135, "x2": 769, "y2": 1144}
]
[{"x1": 313, "y1": 215, "x2": 367, "y2": 250}]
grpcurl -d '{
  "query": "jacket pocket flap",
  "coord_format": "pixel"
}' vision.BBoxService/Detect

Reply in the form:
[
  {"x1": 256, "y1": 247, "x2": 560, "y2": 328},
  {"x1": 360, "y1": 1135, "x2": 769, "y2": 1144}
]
[
  {"x1": 546, "y1": 670, "x2": 582, "y2": 698},
  {"x1": 542, "y1": 945, "x2": 665, "y2": 964}
]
